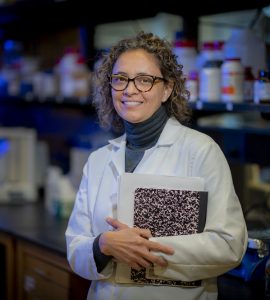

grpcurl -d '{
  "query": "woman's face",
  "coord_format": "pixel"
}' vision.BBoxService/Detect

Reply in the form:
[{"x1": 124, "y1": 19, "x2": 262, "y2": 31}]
[{"x1": 111, "y1": 49, "x2": 173, "y2": 123}]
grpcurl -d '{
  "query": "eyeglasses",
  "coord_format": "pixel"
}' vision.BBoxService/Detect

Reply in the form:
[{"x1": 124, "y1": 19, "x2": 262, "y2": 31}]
[{"x1": 110, "y1": 74, "x2": 166, "y2": 92}]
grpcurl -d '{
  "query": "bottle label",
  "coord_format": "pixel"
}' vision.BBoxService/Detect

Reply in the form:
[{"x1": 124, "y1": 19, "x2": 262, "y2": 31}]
[
  {"x1": 186, "y1": 79, "x2": 198, "y2": 102},
  {"x1": 221, "y1": 71, "x2": 243, "y2": 102},
  {"x1": 199, "y1": 67, "x2": 221, "y2": 102}
]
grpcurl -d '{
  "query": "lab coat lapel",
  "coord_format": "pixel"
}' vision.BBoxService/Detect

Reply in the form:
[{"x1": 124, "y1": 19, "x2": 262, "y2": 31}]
[
  {"x1": 107, "y1": 118, "x2": 185, "y2": 176},
  {"x1": 108, "y1": 135, "x2": 126, "y2": 178},
  {"x1": 134, "y1": 118, "x2": 184, "y2": 174}
]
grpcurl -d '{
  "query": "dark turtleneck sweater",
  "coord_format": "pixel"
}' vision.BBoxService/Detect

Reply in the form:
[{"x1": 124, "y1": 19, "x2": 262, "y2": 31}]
[
  {"x1": 93, "y1": 105, "x2": 169, "y2": 272},
  {"x1": 124, "y1": 105, "x2": 169, "y2": 172}
]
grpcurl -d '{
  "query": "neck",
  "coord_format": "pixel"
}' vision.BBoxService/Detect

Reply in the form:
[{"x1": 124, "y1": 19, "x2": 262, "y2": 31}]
[{"x1": 124, "y1": 105, "x2": 168, "y2": 149}]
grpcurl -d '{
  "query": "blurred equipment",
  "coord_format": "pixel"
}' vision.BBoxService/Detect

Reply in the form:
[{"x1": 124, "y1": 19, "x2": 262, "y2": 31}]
[
  {"x1": 45, "y1": 166, "x2": 76, "y2": 219},
  {"x1": 0, "y1": 127, "x2": 38, "y2": 203},
  {"x1": 94, "y1": 13, "x2": 182, "y2": 50},
  {"x1": 228, "y1": 231, "x2": 270, "y2": 283},
  {"x1": 0, "y1": 138, "x2": 9, "y2": 184}
]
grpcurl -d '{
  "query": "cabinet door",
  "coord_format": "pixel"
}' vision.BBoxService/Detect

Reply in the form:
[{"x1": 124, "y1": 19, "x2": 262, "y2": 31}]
[
  {"x1": 23, "y1": 255, "x2": 69, "y2": 300},
  {"x1": 16, "y1": 241, "x2": 89, "y2": 300},
  {"x1": 0, "y1": 232, "x2": 15, "y2": 300}
]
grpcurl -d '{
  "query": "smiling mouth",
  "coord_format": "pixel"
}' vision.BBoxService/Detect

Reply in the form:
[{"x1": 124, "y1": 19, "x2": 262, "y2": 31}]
[{"x1": 121, "y1": 101, "x2": 143, "y2": 106}]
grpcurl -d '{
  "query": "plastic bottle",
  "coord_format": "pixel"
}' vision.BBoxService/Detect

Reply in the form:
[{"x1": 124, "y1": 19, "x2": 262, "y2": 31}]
[
  {"x1": 199, "y1": 60, "x2": 222, "y2": 102},
  {"x1": 197, "y1": 42, "x2": 214, "y2": 71},
  {"x1": 58, "y1": 176, "x2": 76, "y2": 219},
  {"x1": 45, "y1": 166, "x2": 62, "y2": 216},
  {"x1": 254, "y1": 70, "x2": 270, "y2": 104},
  {"x1": 56, "y1": 48, "x2": 90, "y2": 99},
  {"x1": 221, "y1": 58, "x2": 244, "y2": 103},
  {"x1": 223, "y1": 28, "x2": 266, "y2": 78},
  {"x1": 197, "y1": 41, "x2": 224, "y2": 71},
  {"x1": 186, "y1": 70, "x2": 198, "y2": 102},
  {"x1": 173, "y1": 40, "x2": 198, "y2": 79},
  {"x1": 212, "y1": 41, "x2": 224, "y2": 62}
]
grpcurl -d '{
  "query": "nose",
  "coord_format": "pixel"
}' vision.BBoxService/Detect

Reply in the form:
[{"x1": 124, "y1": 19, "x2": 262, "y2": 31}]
[{"x1": 124, "y1": 79, "x2": 138, "y2": 93}]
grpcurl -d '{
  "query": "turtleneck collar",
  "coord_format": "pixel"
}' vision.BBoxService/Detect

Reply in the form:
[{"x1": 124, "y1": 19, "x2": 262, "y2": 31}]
[{"x1": 123, "y1": 105, "x2": 168, "y2": 149}]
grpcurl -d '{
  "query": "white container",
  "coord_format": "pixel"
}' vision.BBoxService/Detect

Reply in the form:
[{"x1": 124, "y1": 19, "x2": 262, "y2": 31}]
[
  {"x1": 173, "y1": 40, "x2": 198, "y2": 79},
  {"x1": 186, "y1": 71, "x2": 198, "y2": 102},
  {"x1": 221, "y1": 58, "x2": 244, "y2": 103},
  {"x1": 33, "y1": 71, "x2": 57, "y2": 98},
  {"x1": 197, "y1": 41, "x2": 224, "y2": 71},
  {"x1": 45, "y1": 166, "x2": 62, "y2": 215},
  {"x1": 199, "y1": 60, "x2": 221, "y2": 102},
  {"x1": 57, "y1": 49, "x2": 91, "y2": 98},
  {"x1": 223, "y1": 29, "x2": 266, "y2": 77}
]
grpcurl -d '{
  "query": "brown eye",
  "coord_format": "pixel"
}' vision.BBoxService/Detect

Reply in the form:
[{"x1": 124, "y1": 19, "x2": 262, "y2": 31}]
[
  {"x1": 111, "y1": 75, "x2": 128, "y2": 83},
  {"x1": 135, "y1": 76, "x2": 153, "y2": 86}
]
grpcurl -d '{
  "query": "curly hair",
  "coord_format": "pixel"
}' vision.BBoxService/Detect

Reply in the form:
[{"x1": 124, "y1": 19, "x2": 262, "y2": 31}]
[{"x1": 92, "y1": 31, "x2": 191, "y2": 132}]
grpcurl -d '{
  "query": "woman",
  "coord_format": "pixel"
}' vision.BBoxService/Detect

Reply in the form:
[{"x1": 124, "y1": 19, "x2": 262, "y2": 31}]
[{"x1": 65, "y1": 32, "x2": 247, "y2": 300}]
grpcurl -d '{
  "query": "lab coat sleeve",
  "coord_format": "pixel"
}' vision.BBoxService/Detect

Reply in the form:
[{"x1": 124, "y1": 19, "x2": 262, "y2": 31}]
[
  {"x1": 150, "y1": 140, "x2": 248, "y2": 282},
  {"x1": 65, "y1": 157, "x2": 114, "y2": 280}
]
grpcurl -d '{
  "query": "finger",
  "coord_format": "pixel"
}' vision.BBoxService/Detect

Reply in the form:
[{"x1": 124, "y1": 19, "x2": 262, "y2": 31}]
[
  {"x1": 114, "y1": 252, "x2": 149, "y2": 270},
  {"x1": 150, "y1": 255, "x2": 168, "y2": 267},
  {"x1": 147, "y1": 240, "x2": 174, "y2": 255},
  {"x1": 130, "y1": 262, "x2": 142, "y2": 271},
  {"x1": 106, "y1": 217, "x2": 129, "y2": 230},
  {"x1": 134, "y1": 248, "x2": 167, "y2": 267},
  {"x1": 133, "y1": 227, "x2": 152, "y2": 239},
  {"x1": 136, "y1": 257, "x2": 151, "y2": 269}
]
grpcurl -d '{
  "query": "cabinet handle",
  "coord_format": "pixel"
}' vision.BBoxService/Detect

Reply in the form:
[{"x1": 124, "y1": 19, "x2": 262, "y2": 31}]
[
  {"x1": 34, "y1": 267, "x2": 46, "y2": 277},
  {"x1": 24, "y1": 275, "x2": 35, "y2": 292}
]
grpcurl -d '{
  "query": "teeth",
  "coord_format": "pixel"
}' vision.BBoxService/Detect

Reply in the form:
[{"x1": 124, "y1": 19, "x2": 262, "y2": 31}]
[{"x1": 122, "y1": 101, "x2": 142, "y2": 106}]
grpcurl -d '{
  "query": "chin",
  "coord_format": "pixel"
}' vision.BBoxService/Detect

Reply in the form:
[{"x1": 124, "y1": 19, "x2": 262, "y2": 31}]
[
  {"x1": 124, "y1": 118, "x2": 141, "y2": 124},
  {"x1": 122, "y1": 114, "x2": 146, "y2": 124}
]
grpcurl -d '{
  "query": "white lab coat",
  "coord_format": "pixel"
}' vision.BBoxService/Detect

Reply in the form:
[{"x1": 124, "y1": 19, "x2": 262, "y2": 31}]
[{"x1": 65, "y1": 118, "x2": 248, "y2": 300}]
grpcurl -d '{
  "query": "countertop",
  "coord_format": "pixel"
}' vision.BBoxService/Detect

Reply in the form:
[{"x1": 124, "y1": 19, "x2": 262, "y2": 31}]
[
  {"x1": 0, "y1": 200, "x2": 68, "y2": 255},
  {"x1": 0, "y1": 199, "x2": 269, "y2": 256}
]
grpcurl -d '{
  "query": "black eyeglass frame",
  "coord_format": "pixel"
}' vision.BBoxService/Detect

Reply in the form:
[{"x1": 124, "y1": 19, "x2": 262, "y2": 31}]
[{"x1": 109, "y1": 74, "x2": 166, "y2": 92}]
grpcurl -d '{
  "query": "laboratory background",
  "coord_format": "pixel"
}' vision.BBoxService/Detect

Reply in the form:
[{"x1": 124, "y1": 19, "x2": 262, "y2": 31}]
[{"x1": 0, "y1": 0, "x2": 270, "y2": 299}]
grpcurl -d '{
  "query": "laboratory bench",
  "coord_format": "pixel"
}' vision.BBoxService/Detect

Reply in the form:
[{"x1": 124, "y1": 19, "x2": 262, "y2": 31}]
[
  {"x1": 0, "y1": 201, "x2": 90, "y2": 300},
  {"x1": 0, "y1": 201, "x2": 269, "y2": 300}
]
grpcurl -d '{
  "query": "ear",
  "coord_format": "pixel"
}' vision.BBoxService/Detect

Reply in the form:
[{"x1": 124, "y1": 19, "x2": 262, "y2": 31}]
[{"x1": 162, "y1": 81, "x2": 174, "y2": 103}]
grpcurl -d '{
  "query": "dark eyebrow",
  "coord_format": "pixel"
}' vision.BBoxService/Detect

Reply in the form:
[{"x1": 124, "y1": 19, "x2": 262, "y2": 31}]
[
  {"x1": 112, "y1": 72, "x2": 162, "y2": 77},
  {"x1": 136, "y1": 73, "x2": 156, "y2": 76},
  {"x1": 112, "y1": 72, "x2": 128, "y2": 76}
]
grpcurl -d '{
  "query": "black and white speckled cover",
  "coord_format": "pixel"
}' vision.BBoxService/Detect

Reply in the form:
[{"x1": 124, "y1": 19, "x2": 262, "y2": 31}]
[{"x1": 130, "y1": 187, "x2": 207, "y2": 286}]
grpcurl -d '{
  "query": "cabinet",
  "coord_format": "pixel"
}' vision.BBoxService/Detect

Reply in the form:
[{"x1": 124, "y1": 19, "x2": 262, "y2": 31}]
[
  {"x1": 0, "y1": 232, "x2": 15, "y2": 300},
  {"x1": 19, "y1": 241, "x2": 90, "y2": 300},
  {"x1": 0, "y1": 203, "x2": 91, "y2": 300},
  {"x1": 0, "y1": 232, "x2": 90, "y2": 300}
]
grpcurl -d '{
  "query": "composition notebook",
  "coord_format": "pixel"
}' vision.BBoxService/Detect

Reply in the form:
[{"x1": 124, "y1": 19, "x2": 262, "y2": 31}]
[{"x1": 115, "y1": 173, "x2": 208, "y2": 286}]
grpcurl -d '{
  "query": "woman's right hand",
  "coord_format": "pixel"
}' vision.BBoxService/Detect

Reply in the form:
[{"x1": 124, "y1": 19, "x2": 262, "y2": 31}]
[{"x1": 98, "y1": 217, "x2": 174, "y2": 271}]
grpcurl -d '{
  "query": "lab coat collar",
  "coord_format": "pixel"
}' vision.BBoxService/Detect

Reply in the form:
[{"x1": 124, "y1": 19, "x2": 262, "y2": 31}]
[
  {"x1": 108, "y1": 118, "x2": 185, "y2": 149},
  {"x1": 107, "y1": 118, "x2": 186, "y2": 177}
]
